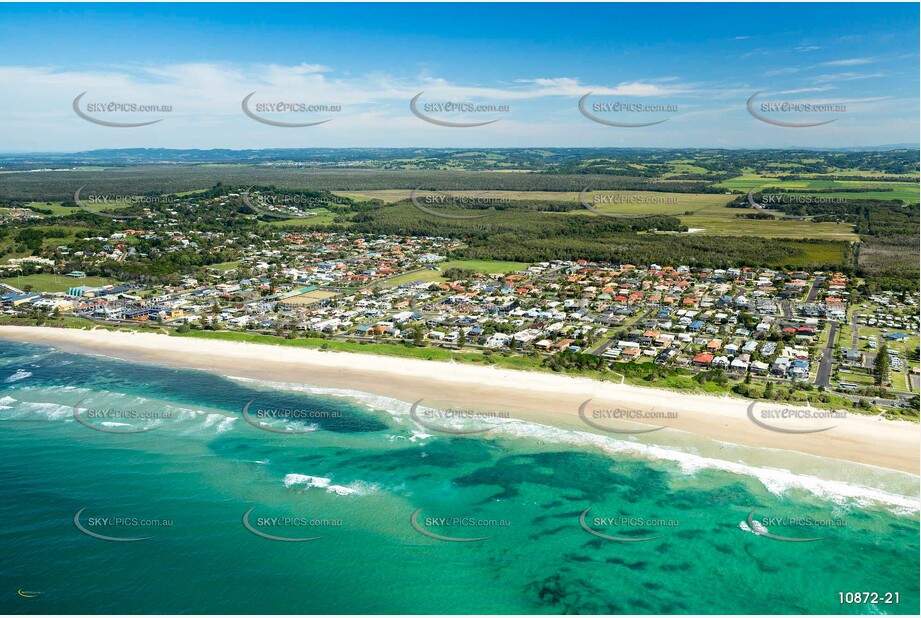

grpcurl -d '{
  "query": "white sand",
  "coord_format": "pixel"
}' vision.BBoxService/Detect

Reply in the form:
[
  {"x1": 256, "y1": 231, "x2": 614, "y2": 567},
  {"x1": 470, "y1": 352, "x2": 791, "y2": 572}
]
[{"x1": 1, "y1": 325, "x2": 918, "y2": 474}]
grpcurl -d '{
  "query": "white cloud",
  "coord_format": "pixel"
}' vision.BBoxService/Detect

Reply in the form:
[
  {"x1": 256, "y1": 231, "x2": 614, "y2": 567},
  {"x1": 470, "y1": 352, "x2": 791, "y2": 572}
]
[{"x1": 821, "y1": 57, "x2": 878, "y2": 67}]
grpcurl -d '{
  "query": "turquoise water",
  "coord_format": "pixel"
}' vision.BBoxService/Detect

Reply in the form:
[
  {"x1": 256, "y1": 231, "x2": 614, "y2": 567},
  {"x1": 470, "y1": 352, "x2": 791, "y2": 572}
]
[{"x1": 0, "y1": 340, "x2": 918, "y2": 614}]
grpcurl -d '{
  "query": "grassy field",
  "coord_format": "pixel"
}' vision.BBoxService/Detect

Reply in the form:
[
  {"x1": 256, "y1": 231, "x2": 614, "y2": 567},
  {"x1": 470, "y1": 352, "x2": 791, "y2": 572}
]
[
  {"x1": 207, "y1": 261, "x2": 242, "y2": 272},
  {"x1": 716, "y1": 173, "x2": 920, "y2": 203},
  {"x1": 261, "y1": 209, "x2": 339, "y2": 227},
  {"x1": 337, "y1": 189, "x2": 863, "y2": 241},
  {"x1": 336, "y1": 189, "x2": 728, "y2": 212},
  {"x1": 382, "y1": 259, "x2": 532, "y2": 286},
  {"x1": 679, "y1": 203, "x2": 860, "y2": 241},
  {"x1": 24, "y1": 201, "x2": 77, "y2": 216},
  {"x1": 0, "y1": 273, "x2": 116, "y2": 293}
]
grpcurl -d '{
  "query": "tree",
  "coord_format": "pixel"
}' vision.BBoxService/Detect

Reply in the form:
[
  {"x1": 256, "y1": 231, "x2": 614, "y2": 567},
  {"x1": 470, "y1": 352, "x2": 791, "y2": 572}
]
[
  {"x1": 874, "y1": 343, "x2": 890, "y2": 386},
  {"x1": 458, "y1": 329, "x2": 467, "y2": 348}
]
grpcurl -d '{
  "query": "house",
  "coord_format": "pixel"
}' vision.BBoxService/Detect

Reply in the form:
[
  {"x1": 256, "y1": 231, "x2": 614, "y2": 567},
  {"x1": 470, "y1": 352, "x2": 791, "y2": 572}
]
[
  {"x1": 485, "y1": 333, "x2": 511, "y2": 348},
  {"x1": 841, "y1": 348, "x2": 863, "y2": 363},
  {"x1": 771, "y1": 357, "x2": 790, "y2": 376},
  {"x1": 730, "y1": 357, "x2": 750, "y2": 372},
  {"x1": 692, "y1": 353, "x2": 713, "y2": 367},
  {"x1": 551, "y1": 339, "x2": 576, "y2": 352},
  {"x1": 790, "y1": 359, "x2": 810, "y2": 379}
]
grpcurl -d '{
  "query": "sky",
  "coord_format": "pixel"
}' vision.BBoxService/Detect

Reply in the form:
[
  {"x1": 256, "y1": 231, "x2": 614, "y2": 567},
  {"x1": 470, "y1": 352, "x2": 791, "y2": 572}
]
[{"x1": 0, "y1": 2, "x2": 918, "y2": 151}]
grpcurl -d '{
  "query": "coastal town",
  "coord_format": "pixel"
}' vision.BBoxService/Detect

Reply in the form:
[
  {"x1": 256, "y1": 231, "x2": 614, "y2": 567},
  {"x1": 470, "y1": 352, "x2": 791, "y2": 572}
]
[
  {"x1": 1, "y1": 197, "x2": 917, "y2": 412},
  {"x1": 2, "y1": 2, "x2": 920, "y2": 614}
]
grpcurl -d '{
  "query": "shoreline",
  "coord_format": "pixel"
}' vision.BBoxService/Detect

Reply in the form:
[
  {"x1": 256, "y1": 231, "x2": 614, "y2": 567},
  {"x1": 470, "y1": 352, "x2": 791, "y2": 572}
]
[{"x1": 1, "y1": 325, "x2": 918, "y2": 475}]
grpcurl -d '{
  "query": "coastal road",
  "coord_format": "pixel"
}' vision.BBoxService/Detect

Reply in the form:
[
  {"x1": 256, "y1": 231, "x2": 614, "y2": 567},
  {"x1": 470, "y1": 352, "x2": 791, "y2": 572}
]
[{"x1": 814, "y1": 321, "x2": 838, "y2": 388}]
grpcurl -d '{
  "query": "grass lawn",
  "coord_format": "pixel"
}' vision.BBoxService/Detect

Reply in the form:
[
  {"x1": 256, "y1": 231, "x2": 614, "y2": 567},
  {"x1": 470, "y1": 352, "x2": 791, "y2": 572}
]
[
  {"x1": 0, "y1": 273, "x2": 116, "y2": 293},
  {"x1": 208, "y1": 261, "x2": 242, "y2": 272},
  {"x1": 382, "y1": 259, "x2": 532, "y2": 287},
  {"x1": 261, "y1": 209, "x2": 339, "y2": 227},
  {"x1": 24, "y1": 202, "x2": 79, "y2": 216}
]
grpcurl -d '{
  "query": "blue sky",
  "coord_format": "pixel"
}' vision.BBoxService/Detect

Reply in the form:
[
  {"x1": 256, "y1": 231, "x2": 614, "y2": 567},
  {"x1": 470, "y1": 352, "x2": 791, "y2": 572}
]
[{"x1": 0, "y1": 2, "x2": 918, "y2": 150}]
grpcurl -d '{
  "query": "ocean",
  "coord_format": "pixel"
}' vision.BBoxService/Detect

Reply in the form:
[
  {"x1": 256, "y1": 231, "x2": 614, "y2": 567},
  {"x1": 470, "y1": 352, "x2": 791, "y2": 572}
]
[{"x1": 0, "y1": 339, "x2": 918, "y2": 614}]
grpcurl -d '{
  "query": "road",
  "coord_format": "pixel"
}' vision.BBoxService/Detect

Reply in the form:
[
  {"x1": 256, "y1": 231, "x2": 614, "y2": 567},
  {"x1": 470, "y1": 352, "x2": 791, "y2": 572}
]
[
  {"x1": 779, "y1": 301, "x2": 792, "y2": 319},
  {"x1": 805, "y1": 276, "x2": 825, "y2": 303},
  {"x1": 850, "y1": 311, "x2": 860, "y2": 349},
  {"x1": 814, "y1": 321, "x2": 838, "y2": 388},
  {"x1": 589, "y1": 305, "x2": 658, "y2": 356},
  {"x1": 746, "y1": 188, "x2": 762, "y2": 210}
]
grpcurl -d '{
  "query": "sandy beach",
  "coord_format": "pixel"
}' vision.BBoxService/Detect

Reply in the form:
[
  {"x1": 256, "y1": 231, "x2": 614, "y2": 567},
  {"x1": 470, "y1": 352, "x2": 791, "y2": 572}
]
[{"x1": 1, "y1": 325, "x2": 918, "y2": 474}]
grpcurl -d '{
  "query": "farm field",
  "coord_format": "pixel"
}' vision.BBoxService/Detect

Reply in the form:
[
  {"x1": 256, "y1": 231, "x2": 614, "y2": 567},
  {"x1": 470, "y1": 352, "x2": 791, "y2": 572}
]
[
  {"x1": 336, "y1": 189, "x2": 863, "y2": 240},
  {"x1": 679, "y1": 203, "x2": 861, "y2": 240},
  {"x1": 716, "y1": 174, "x2": 920, "y2": 203},
  {"x1": 336, "y1": 189, "x2": 732, "y2": 211}
]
